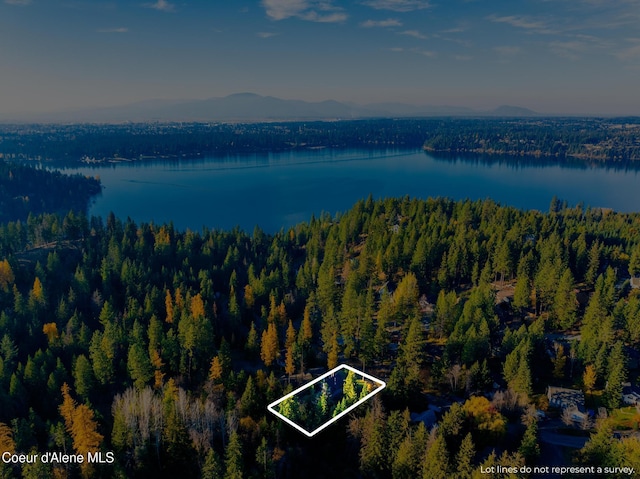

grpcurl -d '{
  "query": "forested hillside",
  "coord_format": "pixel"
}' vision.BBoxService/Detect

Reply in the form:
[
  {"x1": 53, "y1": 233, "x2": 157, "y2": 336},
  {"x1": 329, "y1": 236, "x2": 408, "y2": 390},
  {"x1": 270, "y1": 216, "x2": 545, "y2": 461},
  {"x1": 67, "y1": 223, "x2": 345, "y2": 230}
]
[
  {"x1": 0, "y1": 160, "x2": 100, "y2": 223},
  {"x1": 1, "y1": 197, "x2": 640, "y2": 478},
  {"x1": 2, "y1": 118, "x2": 640, "y2": 165}
]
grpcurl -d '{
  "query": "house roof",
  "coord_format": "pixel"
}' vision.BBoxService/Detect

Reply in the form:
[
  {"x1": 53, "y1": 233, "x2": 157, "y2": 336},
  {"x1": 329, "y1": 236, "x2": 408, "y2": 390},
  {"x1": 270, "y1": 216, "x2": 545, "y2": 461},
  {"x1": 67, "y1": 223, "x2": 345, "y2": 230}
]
[{"x1": 548, "y1": 386, "x2": 585, "y2": 410}]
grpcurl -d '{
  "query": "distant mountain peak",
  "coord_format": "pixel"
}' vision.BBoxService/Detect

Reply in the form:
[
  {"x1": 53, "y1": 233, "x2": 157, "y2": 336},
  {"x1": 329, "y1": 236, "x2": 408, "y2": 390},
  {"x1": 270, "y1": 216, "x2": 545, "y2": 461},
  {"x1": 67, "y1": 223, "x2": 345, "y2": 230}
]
[
  {"x1": 225, "y1": 92, "x2": 263, "y2": 99},
  {"x1": 0, "y1": 93, "x2": 542, "y2": 123},
  {"x1": 490, "y1": 105, "x2": 538, "y2": 117}
]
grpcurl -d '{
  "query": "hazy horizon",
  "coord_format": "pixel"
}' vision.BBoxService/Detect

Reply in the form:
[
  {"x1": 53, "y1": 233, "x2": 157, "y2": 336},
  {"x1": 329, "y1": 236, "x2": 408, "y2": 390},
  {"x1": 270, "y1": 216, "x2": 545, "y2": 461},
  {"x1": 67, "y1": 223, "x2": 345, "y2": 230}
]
[{"x1": 2, "y1": 0, "x2": 640, "y2": 117}]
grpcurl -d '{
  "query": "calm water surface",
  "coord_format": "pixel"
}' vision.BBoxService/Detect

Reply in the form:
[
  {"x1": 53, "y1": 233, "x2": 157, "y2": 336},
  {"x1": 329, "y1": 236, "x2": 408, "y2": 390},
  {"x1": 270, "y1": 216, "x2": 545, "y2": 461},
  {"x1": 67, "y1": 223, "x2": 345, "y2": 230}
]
[{"x1": 62, "y1": 149, "x2": 640, "y2": 232}]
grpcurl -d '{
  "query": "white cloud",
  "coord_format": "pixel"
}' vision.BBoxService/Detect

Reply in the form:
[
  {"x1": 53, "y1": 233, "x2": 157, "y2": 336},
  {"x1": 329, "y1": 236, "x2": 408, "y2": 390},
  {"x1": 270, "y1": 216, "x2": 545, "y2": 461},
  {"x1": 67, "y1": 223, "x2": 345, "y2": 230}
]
[
  {"x1": 360, "y1": 18, "x2": 402, "y2": 28},
  {"x1": 362, "y1": 0, "x2": 431, "y2": 12},
  {"x1": 487, "y1": 14, "x2": 552, "y2": 32},
  {"x1": 257, "y1": 31, "x2": 279, "y2": 38},
  {"x1": 262, "y1": 0, "x2": 347, "y2": 22},
  {"x1": 399, "y1": 29, "x2": 427, "y2": 39},
  {"x1": 441, "y1": 27, "x2": 465, "y2": 33},
  {"x1": 549, "y1": 40, "x2": 586, "y2": 60},
  {"x1": 616, "y1": 44, "x2": 640, "y2": 60},
  {"x1": 5, "y1": 0, "x2": 31, "y2": 5},
  {"x1": 145, "y1": 0, "x2": 174, "y2": 12},
  {"x1": 384, "y1": 47, "x2": 404, "y2": 52},
  {"x1": 416, "y1": 49, "x2": 436, "y2": 57},
  {"x1": 97, "y1": 27, "x2": 129, "y2": 33}
]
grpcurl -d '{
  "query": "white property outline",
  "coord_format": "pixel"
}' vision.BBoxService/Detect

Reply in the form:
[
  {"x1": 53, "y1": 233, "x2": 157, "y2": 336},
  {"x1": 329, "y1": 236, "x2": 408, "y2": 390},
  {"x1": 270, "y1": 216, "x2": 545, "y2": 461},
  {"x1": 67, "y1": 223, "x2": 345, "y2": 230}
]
[{"x1": 267, "y1": 364, "x2": 386, "y2": 437}]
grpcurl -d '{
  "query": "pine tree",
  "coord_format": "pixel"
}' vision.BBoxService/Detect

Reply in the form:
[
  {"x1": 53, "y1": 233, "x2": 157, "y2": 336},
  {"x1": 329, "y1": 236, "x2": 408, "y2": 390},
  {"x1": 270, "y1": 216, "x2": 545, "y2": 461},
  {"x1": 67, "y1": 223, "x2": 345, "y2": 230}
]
[
  {"x1": 73, "y1": 354, "x2": 94, "y2": 400},
  {"x1": 553, "y1": 345, "x2": 567, "y2": 380},
  {"x1": 359, "y1": 406, "x2": 387, "y2": 475},
  {"x1": 518, "y1": 421, "x2": 540, "y2": 463},
  {"x1": 434, "y1": 290, "x2": 458, "y2": 338},
  {"x1": 245, "y1": 322, "x2": 259, "y2": 357},
  {"x1": 630, "y1": 246, "x2": 640, "y2": 277},
  {"x1": 224, "y1": 432, "x2": 243, "y2": 479},
  {"x1": 327, "y1": 331, "x2": 339, "y2": 369},
  {"x1": 553, "y1": 268, "x2": 577, "y2": 329},
  {"x1": 514, "y1": 278, "x2": 532, "y2": 312},
  {"x1": 422, "y1": 432, "x2": 449, "y2": 479},
  {"x1": 343, "y1": 370, "x2": 358, "y2": 402},
  {"x1": 255, "y1": 437, "x2": 275, "y2": 479},
  {"x1": 128, "y1": 343, "x2": 153, "y2": 390},
  {"x1": 455, "y1": 433, "x2": 475, "y2": 479},
  {"x1": 240, "y1": 376, "x2": 258, "y2": 417},
  {"x1": 202, "y1": 448, "x2": 223, "y2": 479},
  {"x1": 606, "y1": 341, "x2": 626, "y2": 409}
]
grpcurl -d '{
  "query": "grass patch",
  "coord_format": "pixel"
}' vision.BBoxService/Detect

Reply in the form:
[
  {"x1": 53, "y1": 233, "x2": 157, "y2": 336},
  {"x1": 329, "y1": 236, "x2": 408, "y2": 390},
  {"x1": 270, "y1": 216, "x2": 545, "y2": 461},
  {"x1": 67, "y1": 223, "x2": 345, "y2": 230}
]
[{"x1": 609, "y1": 407, "x2": 640, "y2": 430}]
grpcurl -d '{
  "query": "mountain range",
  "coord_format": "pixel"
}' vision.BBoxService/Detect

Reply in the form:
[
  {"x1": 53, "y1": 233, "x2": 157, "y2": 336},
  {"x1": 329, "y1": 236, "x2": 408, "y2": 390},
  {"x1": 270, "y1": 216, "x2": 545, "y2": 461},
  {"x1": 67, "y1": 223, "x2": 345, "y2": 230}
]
[{"x1": 1, "y1": 93, "x2": 539, "y2": 123}]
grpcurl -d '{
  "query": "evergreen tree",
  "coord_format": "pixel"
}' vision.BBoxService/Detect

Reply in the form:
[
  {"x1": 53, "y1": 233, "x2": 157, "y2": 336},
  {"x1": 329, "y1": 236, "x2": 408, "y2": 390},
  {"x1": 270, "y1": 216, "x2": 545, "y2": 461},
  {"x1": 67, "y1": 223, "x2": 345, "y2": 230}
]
[
  {"x1": 422, "y1": 432, "x2": 449, "y2": 479},
  {"x1": 255, "y1": 437, "x2": 275, "y2": 479},
  {"x1": 202, "y1": 448, "x2": 223, "y2": 479},
  {"x1": 553, "y1": 268, "x2": 577, "y2": 329},
  {"x1": 606, "y1": 341, "x2": 626, "y2": 409},
  {"x1": 73, "y1": 354, "x2": 94, "y2": 400},
  {"x1": 519, "y1": 421, "x2": 540, "y2": 464},
  {"x1": 455, "y1": 433, "x2": 475, "y2": 479},
  {"x1": 223, "y1": 433, "x2": 243, "y2": 478}
]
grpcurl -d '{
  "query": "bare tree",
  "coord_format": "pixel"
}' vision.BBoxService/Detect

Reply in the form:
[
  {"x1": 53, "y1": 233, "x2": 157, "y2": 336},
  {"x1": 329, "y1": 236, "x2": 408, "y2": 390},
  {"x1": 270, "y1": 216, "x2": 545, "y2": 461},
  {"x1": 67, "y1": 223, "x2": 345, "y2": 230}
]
[
  {"x1": 561, "y1": 407, "x2": 574, "y2": 427},
  {"x1": 447, "y1": 364, "x2": 463, "y2": 392}
]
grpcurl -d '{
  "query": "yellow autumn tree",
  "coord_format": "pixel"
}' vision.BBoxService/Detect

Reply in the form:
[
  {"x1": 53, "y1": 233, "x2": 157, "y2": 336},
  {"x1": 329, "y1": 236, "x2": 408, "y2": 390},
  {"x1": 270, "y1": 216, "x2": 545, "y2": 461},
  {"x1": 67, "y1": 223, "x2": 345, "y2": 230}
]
[
  {"x1": 277, "y1": 301, "x2": 287, "y2": 327},
  {"x1": 209, "y1": 355, "x2": 223, "y2": 382},
  {"x1": 71, "y1": 404, "x2": 103, "y2": 454},
  {"x1": 174, "y1": 287, "x2": 184, "y2": 311},
  {"x1": 165, "y1": 289, "x2": 174, "y2": 323},
  {"x1": 59, "y1": 383, "x2": 77, "y2": 431},
  {"x1": 150, "y1": 350, "x2": 165, "y2": 389},
  {"x1": 285, "y1": 320, "x2": 296, "y2": 349},
  {"x1": 244, "y1": 284, "x2": 255, "y2": 309},
  {"x1": 29, "y1": 276, "x2": 45, "y2": 307},
  {"x1": 43, "y1": 322, "x2": 60, "y2": 343},
  {"x1": 59, "y1": 383, "x2": 103, "y2": 477},
  {"x1": 260, "y1": 323, "x2": 279, "y2": 367},
  {"x1": 463, "y1": 396, "x2": 507, "y2": 440},
  {"x1": 190, "y1": 293, "x2": 205, "y2": 319},
  {"x1": 301, "y1": 305, "x2": 313, "y2": 345},
  {"x1": 327, "y1": 332, "x2": 339, "y2": 369},
  {"x1": 0, "y1": 259, "x2": 14, "y2": 292},
  {"x1": 154, "y1": 225, "x2": 171, "y2": 250},
  {"x1": 583, "y1": 364, "x2": 597, "y2": 394},
  {"x1": 285, "y1": 345, "x2": 295, "y2": 377},
  {"x1": 0, "y1": 422, "x2": 15, "y2": 454}
]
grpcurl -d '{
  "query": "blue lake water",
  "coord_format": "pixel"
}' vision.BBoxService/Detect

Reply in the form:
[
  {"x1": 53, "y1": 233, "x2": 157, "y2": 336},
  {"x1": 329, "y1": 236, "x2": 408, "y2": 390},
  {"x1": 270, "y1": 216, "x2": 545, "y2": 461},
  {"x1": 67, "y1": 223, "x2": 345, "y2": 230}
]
[{"x1": 61, "y1": 149, "x2": 640, "y2": 233}]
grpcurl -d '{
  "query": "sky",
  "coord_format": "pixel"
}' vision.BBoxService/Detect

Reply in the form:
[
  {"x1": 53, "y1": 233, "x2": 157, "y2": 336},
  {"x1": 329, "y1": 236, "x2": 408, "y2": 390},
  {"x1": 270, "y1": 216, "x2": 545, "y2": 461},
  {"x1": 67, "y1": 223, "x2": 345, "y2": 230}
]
[{"x1": 1, "y1": 0, "x2": 640, "y2": 116}]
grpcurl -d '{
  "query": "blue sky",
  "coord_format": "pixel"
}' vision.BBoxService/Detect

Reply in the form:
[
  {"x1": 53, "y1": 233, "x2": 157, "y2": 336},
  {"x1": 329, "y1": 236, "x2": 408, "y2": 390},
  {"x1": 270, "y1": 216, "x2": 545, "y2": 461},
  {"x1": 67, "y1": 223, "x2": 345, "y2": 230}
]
[{"x1": 1, "y1": 0, "x2": 639, "y2": 115}]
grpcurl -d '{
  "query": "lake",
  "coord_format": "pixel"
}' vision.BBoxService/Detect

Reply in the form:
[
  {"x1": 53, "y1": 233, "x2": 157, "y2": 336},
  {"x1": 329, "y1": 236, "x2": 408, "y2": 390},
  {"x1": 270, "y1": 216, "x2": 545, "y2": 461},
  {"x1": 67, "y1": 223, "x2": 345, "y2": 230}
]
[{"x1": 61, "y1": 149, "x2": 640, "y2": 233}]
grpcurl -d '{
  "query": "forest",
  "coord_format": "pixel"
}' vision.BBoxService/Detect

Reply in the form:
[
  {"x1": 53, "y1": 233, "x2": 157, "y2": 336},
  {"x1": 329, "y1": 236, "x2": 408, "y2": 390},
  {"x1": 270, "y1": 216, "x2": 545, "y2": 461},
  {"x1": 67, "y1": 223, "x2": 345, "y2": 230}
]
[
  {"x1": 1, "y1": 117, "x2": 640, "y2": 165},
  {"x1": 0, "y1": 160, "x2": 100, "y2": 223},
  {"x1": 1, "y1": 181, "x2": 640, "y2": 478}
]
